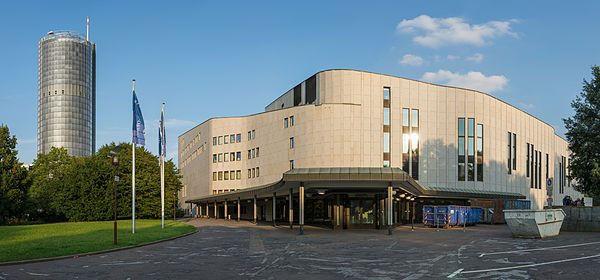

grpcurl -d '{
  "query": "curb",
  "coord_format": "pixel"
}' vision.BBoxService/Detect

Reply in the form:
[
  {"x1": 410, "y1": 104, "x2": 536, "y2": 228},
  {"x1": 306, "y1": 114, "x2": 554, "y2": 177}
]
[{"x1": 0, "y1": 228, "x2": 198, "y2": 267}]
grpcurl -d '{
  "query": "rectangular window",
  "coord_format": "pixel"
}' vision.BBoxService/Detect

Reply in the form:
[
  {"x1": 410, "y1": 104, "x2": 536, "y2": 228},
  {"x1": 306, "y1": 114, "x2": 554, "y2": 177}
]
[
  {"x1": 230, "y1": 152, "x2": 235, "y2": 162},
  {"x1": 236, "y1": 170, "x2": 241, "y2": 180},
  {"x1": 218, "y1": 153, "x2": 223, "y2": 162},
  {"x1": 534, "y1": 150, "x2": 538, "y2": 189},
  {"x1": 476, "y1": 124, "x2": 483, "y2": 182},
  {"x1": 402, "y1": 108, "x2": 410, "y2": 174},
  {"x1": 306, "y1": 74, "x2": 317, "y2": 104},
  {"x1": 252, "y1": 168, "x2": 255, "y2": 178},
  {"x1": 402, "y1": 108, "x2": 409, "y2": 127},
  {"x1": 383, "y1": 108, "x2": 390, "y2": 125},
  {"x1": 248, "y1": 131, "x2": 251, "y2": 141},
  {"x1": 224, "y1": 135, "x2": 229, "y2": 144},
  {"x1": 512, "y1": 133, "x2": 517, "y2": 170},
  {"x1": 458, "y1": 118, "x2": 465, "y2": 181},
  {"x1": 252, "y1": 148, "x2": 256, "y2": 158},
  {"x1": 546, "y1": 153, "x2": 549, "y2": 180},
  {"x1": 383, "y1": 87, "x2": 390, "y2": 100},
  {"x1": 284, "y1": 118, "x2": 289, "y2": 128},
  {"x1": 290, "y1": 116, "x2": 294, "y2": 126},
  {"x1": 256, "y1": 147, "x2": 259, "y2": 157},
  {"x1": 236, "y1": 152, "x2": 241, "y2": 161},
  {"x1": 538, "y1": 151, "x2": 542, "y2": 189},
  {"x1": 218, "y1": 136, "x2": 223, "y2": 145},
  {"x1": 248, "y1": 169, "x2": 251, "y2": 178},
  {"x1": 224, "y1": 171, "x2": 229, "y2": 180},
  {"x1": 248, "y1": 150, "x2": 251, "y2": 159},
  {"x1": 256, "y1": 167, "x2": 260, "y2": 177},
  {"x1": 236, "y1": 134, "x2": 241, "y2": 143},
  {"x1": 213, "y1": 137, "x2": 217, "y2": 146},
  {"x1": 526, "y1": 143, "x2": 530, "y2": 177},
  {"x1": 411, "y1": 109, "x2": 419, "y2": 179},
  {"x1": 218, "y1": 171, "x2": 223, "y2": 180},
  {"x1": 224, "y1": 152, "x2": 229, "y2": 162},
  {"x1": 467, "y1": 118, "x2": 475, "y2": 181},
  {"x1": 290, "y1": 137, "x2": 294, "y2": 149},
  {"x1": 507, "y1": 132, "x2": 512, "y2": 174},
  {"x1": 252, "y1": 130, "x2": 255, "y2": 139},
  {"x1": 530, "y1": 144, "x2": 535, "y2": 188},
  {"x1": 212, "y1": 172, "x2": 217, "y2": 181},
  {"x1": 290, "y1": 160, "x2": 294, "y2": 170},
  {"x1": 411, "y1": 109, "x2": 419, "y2": 128},
  {"x1": 213, "y1": 154, "x2": 217, "y2": 163},
  {"x1": 383, "y1": 132, "x2": 390, "y2": 153},
  {"x1": 230, "y1": 170, "x2": 235, "y2": 180},
  {"x1": 230, "y1": 135, "x2": 235, "y2": 143}
]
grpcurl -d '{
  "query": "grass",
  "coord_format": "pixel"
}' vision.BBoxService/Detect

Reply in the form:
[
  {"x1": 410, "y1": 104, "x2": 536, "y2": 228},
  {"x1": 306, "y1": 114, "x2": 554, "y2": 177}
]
[{"x1": 0, "y1": 219, "x2": 196, "y2": 262}]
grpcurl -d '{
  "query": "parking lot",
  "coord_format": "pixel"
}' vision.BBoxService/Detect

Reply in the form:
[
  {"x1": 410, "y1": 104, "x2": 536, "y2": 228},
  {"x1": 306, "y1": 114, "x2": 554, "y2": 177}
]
[{"x1": 2, "y1": 218, "x2": 600, "y2": 279}]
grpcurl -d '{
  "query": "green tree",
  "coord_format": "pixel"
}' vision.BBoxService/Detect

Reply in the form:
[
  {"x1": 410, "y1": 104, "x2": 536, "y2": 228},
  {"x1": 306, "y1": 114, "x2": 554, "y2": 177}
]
[
  {"x1": 0, "y1": 125, "x2": 31, "y2": 224},
  {"x1": 564, "y1": 65, "x2": 600, "y2": 197},
  {"x1": 30, "y1": 143, "x2": 182, "y2": 222}
]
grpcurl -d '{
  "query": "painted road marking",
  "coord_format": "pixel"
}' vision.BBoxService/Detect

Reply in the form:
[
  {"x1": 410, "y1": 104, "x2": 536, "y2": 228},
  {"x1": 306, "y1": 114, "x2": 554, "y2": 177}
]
[
  {"x1": 447, "y1": 268, "x2": 463, "y2": 278},
  {"x1": 450, "y1": 253, "x2": 600, "y2": 277},
  {"x1": 478, "y1": 241, "x2": 600, "y2": 257}
]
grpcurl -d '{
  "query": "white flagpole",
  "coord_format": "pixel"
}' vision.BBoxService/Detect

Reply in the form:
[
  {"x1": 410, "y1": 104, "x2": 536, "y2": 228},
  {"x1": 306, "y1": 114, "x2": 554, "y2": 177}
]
[
  {"x1": 132, "y1": 80, "x2": 136, "y2": 234},
  {"x1": 161, "y1": 103, "x2": 165, "y2": 229}
]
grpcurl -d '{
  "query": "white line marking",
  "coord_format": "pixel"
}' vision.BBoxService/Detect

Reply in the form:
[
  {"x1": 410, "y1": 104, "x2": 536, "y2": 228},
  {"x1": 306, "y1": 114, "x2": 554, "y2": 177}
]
[
  {"x1": 447, "y1": 269, "x2": 463, "y2": 278},
  {"x1": 461, "y1": 253, "x2": 600, "y2": 274},
  {"x1": 479, "y1": 241, "x2": 600, "y2": 257},
  {"x1": 25, "y1": 272, "x2": 49, "y2": 276}
]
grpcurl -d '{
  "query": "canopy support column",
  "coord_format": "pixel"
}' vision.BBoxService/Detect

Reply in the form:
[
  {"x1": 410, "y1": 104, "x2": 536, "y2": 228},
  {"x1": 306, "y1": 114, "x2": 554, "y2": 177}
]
[{"x1": 299, "y1": 184, "x2": 304, "y2": 235}]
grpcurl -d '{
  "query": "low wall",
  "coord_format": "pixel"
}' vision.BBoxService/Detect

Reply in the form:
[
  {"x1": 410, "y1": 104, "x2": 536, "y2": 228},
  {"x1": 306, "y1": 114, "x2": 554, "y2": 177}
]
[{"x1": 555, "y1": 206, "x2": 600, "y2": 232}]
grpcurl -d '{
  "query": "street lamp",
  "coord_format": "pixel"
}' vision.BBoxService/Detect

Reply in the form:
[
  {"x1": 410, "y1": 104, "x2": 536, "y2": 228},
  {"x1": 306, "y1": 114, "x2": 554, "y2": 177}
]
[
  {"x1": 108, "y1": 146, "x2": 124, "y2": 245},
  {"x1": 173, "y1": 192, "x2": 176, "y2": 222}
]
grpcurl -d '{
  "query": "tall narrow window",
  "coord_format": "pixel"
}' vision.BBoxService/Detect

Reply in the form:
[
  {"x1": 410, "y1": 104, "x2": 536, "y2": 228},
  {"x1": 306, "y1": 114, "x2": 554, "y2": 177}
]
[
  {"x1": 402, "y1": 109, "x2": 410, "y2": 173},
  {"x1": 290, "y1": 137, "x2": 294, "y2": 149},
  {"x1": 458, "y1": 118, "x2": 466, "y2": 181},
  {"x1": 383, "y1": 132, "x2": 390, "y2": 153},
  {"x1": 559, "y1": 159, "x2": 563, "y2": 194},
  {"x1": 534, "y1": 149, "x2": 538, "y2": 189},
  {"x1": 230, "y1": 135, "x2": 235, "y2": 143},
  {"x1": 476, "y1": 124, "x2": 483, "y2": 182},
  {"x1": 290, "y1": 116, "x2": 294, "y2": 126},
  {"x1": 383, "y1": 108, "x2": 390, "y2": 125},
  {"x1": 252, "y1": 130, "x2": 255, "y2": 139},
  {"x1": 218, "y1": 171, "x2": 223, "y2": 180},
  {"x1": 507, "y1": 132, "x2": 512, "y2": 174},
  {"x1": 538, "y1": 151, "x2": 542, "y2": 189},
  {"x1": 256, "y1": 147, "x2": 259, "y2": 157},
  {"x1": 213, "y1": 137, "x2": 217, "y2": 146},
  {"x1": 248, "y1": 150, "x2": 251, "y2": 159},
  {"x1": 290, "y1": 160, "x2": 294, "y2": 170},
  {"x1": 248, "y1": 169, "x2": 251, "y2": 178},
  {"x1": 213, "y1": 154, "x2": 217, "y2": 163},
  {"x1": 467, "y1": 118, "x2": 475, "y2": 181},
  {"x1": 284, "y1": 118, "x2": 289, "y2": 128},
  {"x1": 218, "y1": 136, "x2": 223, "y2": 145},
  {"x1": 256, "y1": 167, "x2": 260, "y2": 177},
  {"x1": 252, "y1": 148, "x2": 255, "y2": 158},
  {"x1": 224, "y1": 171, "x2": 229, "y2": 180},
  {"x1": 248, "y1": 131, "x2": 251, "y2": 141},
  {"x1": 212, "y1": 172, "x2": 217, "y2": 181},
  {"x1": 383, "y1": 87, "x2": 390, "y2": 100},
  {"x1": 512, "y1": 133, "x2": 517, "y2": 170},
  {"x1": 230, "y1": 152, "x2": 235, "y2": 162},
  {"x1": 236, "y1": 170, "x2": 241, "y2": 180},
  {"x1": 224, "y1": 135, "x2": 228, "y2": 144},
  {"x1": 526, "y1": 143, "x2": 530, "y2": 177},
  {"x1": 383, "y1": 88, "x2": 391, "y2": 168},
  {"x1": 411, "y1": 109, "x2": 419, "y2": 180},
  {"x1": 531, "y1": 144, "x2": 535, "y2": 188},
  {"x1": 546, "y1": 153, "x2": 549, "y2": 181},
  {"x1": 236, "y1": 133, "x2": 241, "y2": 143},
  {"x1": 236, "y1": 152, "x2": 241, "y2": 161}
]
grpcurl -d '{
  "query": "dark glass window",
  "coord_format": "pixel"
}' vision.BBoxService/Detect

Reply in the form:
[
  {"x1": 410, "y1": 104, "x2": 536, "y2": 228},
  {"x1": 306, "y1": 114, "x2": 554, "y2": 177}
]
[
  {"x1": 306, "y1": 75, "x2": 317, "y2": 104},
  {"x1": 512, "y1": 133, "x2": 517, "y2": 170},
  {"x1": 213, "y1": 154, "x2": 217, "y2": 163},
  {"x1": 213, "y1": 137, "x2": 217, "y2": 146},
  {"x1": 236, "y1": 133, "x2": 241, "y2": 143},
  {"x1": 290, "y1": 116, "x2": 294, "y2": 126},
  {"x1": 290, "y1": 137, "x2": 294, "y2": 149},
  {"x1": 458, "y1": 118, "x2": 465, "y2": 181},
  {"x1": 236, "y1": 152, "x2": 241, "y2": 161},
  {"x1": 476, "y1": 124, "x2": 483, "y2": 181},
  {"x1": 402, "y1": 109, "x2": 410, "y2": 173},
  {"x1": 294, "y1": 84, "x2": 301, "y2": 106},
  {"x1": 290, "y1": 160, "x2": 294, "y2": 170},
  {"x1": 507, "y1": 132, "x2": 512, "y2": 174},
  {"x1": 284, "y1": 118, "x2": 289, "y2": 128},
  {"x1": 546, "y1": 153, "x2": 549, "y2": 180},
  {"x1": 527, "y1": 143, "x2": 530, "y2": 177},
  {"x1": 467, "y1": 118, "x2": 475, "y2": 181}
]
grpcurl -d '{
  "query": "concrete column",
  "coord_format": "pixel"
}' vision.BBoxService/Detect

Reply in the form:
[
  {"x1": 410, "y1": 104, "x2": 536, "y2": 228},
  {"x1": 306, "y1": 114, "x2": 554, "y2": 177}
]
[
  {"x1": 289, "y1": 188, "x2": 293, "y2": 230},
  {"x1": 272, "y1": 192, "x2": 277, "y2": 227},
  {"x1": 206, "y1": 203, "x2": 209, "y2": 218},
  {"x1": 387, "y1": 185, "x2": 393, "y2": 235},
  {"x1": 224, "y1": 200, "x2": 228, "y2": 221},
  {"x1": 214, "y1": 201, "x2": 218, "y2": 219},
  {"x1": 253, "y1": 196, "x2": 257, "y2": 224},
  {"x1": 299, "y1": 184, "x2": 304, "y2": 235},
  {"x1": 237, "y1": 197, "x2": 241, "y2": 222}
]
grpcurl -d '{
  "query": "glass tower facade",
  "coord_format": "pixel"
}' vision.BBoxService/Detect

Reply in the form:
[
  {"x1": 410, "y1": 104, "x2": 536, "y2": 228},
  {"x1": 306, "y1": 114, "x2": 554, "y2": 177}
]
[{"x1": 37, "y1": 31, "x2": 96, "y2": 156}]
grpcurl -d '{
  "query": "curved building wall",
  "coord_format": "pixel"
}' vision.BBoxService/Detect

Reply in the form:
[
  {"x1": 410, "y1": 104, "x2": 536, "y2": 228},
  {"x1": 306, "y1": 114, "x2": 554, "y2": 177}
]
[
  {"x1": 38, "y1": 31, "x2": 95, "y2": 156},
  {"x1": 179, "y1": 69, "x2": 585, "y2": 209}
]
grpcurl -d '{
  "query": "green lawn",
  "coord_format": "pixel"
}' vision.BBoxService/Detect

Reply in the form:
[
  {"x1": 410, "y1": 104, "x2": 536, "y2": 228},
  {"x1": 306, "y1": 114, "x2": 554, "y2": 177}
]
[{"x1": 0, "y1": 219, "x2": 196, "y2": 262}]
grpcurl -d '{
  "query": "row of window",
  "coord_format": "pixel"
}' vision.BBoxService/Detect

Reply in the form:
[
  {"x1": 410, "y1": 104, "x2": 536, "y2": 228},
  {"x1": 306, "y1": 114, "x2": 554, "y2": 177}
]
[
  {"x1": 213, "y1": 170, "x2": 242, "y2": 181},
  {"x1": 212, "y1": 189, "x2": 237, "y2": 195},
  {"x1": 248, "y1": 167, "x2": 260, "y2": 178},
  {"x1": 213, "y1": 134, "x2": 242, "y2": 145},
  {"x1": 526, "y1": 143, "x2": 544, "y2": 189},
  {"x1": 248, "y1": 130, "x2": 256, "y2": 141},
  {"x1": 458, "y1": 118, "x2": 483, "y2": 181},
  {"x1": 284, "y1": 116, "x2": 295, "y2": 128},
  {"x1": 559, "y1": 156, "x2": 567, "y2": 194},
  {"x1": 213, "y1": 152, "x2": 242, "y2": 163}
]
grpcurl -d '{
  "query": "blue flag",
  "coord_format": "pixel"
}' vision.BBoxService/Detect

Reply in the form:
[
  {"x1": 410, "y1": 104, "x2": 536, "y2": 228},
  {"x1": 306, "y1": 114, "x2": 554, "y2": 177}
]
[
  {"x1": 132, "y1": 91, "x2": 145, "y2": 145},
  {"x1": 158, "y1": 107, "x2": 165, "y2": 157}
]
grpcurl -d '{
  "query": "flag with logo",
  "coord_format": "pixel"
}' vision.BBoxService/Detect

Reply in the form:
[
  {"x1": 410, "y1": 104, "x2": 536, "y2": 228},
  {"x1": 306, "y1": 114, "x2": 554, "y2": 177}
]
[{"x1": 132, "y1": 91, "x2": 145, "y2": 145}]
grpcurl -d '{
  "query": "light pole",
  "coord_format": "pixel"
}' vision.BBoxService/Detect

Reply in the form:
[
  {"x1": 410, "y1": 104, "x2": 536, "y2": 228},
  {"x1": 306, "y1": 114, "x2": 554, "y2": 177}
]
[
  {"x1": 173, "y1": 192, "x2": 176, "y2": 222},
  {"x1": 109, "y1": 146, "x2": 124, "y2": 245}
]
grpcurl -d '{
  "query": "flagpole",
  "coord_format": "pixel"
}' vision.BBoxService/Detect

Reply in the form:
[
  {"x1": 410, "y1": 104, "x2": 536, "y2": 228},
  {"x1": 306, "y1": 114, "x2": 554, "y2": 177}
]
[
  {"x1": 132, "y1": 79, "x2": 136, "y2": 234},
  {"x1": 161, "y1": 103, "x2": 165, "y2": 229}
]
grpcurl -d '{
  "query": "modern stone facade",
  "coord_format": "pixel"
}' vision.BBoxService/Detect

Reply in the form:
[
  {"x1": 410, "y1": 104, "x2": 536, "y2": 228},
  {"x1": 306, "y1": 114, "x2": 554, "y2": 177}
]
[{"x1": 178, "y1": 69, "x2": 587, "y2": 219}]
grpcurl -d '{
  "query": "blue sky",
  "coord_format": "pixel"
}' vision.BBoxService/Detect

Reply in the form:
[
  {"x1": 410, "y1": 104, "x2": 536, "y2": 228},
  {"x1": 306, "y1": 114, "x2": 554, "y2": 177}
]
[{"x1": 1, "y1": 0, "x2": 598, "y2": 165}]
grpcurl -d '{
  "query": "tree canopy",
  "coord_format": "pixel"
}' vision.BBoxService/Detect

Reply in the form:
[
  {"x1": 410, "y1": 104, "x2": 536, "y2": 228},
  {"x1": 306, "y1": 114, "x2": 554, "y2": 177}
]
[
  {"x1": 564, "y1": 65, "x2": 600, "y2": 197},
  {"x1": 30, "y1": 143, "x2": 182, "y2": 222},
  {"x1": 0, "y1": 125, "x2": 30, "y2": 224}
]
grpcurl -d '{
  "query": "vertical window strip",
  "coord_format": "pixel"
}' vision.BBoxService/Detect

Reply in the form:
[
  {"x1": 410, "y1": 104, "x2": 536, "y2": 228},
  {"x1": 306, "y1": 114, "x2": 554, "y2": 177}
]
[
  {"x1": 467, "y1": 118, "x2": 475, "y2": 181},
  {"x1": 512, "y1": 133, "x2": 517, "y2": 170},
  {"x1": 411, "y1": 109, "x2": 419, "y2": 180},
  {"x1": 402, "y1": 108, "x2": 410, "y2": 174},
  {"x1": 458, "y1": 118, "x2": 465, "y2": 181},
  {"x1": 526, "y1": 143, "x2": 530, "y2": 177},
  {"x1": 476, "y1": 124, "x2": 483, "y2": 182},
  {"x1": 507, "y1": 132, "x2": 512, "y2": 174}
]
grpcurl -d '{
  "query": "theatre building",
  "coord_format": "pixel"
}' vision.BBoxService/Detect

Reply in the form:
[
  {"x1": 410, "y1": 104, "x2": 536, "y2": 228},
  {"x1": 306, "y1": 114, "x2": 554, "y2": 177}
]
[{"x1": 178, "y1": 69, "x2": 587, "y2": 232}]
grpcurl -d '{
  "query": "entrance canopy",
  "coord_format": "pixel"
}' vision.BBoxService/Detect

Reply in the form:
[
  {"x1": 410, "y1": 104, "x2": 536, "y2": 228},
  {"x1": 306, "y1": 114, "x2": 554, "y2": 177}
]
[{"x1": 185, "y1": 167, "x2": 525, "y2": 204}]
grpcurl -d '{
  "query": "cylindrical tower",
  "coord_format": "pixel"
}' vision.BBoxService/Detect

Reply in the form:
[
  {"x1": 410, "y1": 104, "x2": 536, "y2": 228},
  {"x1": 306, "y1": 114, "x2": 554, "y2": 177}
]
[{"x1": 38, "y1": 31, "x2": 96, "y2": 156}]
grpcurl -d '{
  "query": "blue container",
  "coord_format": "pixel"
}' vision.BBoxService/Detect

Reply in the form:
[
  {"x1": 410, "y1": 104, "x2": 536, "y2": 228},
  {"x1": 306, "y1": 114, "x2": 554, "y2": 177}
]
[
  {"x1": 468, "y1": 207, "x2": 483, "y2": 224},
  {"x1": 504, "y1": 200, "x2": 531, "y2": 210},
  {"x1": 423, "y1": 205, "x2": 449, "y2": 226}
]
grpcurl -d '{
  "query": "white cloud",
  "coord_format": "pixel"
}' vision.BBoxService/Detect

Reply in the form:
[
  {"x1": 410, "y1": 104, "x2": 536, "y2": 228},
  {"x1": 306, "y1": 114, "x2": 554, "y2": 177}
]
[
  {"x1": 466, "y1": 53, "x2": 484, "y2": 63},
  {"x1": 519, "y1": 103, "x2": 535, "y2": 110},
  {"x1": 421, "y1": 70, "x2": 508, "y2": 93},
  {"x1": 447, "y1": 55, "x2": 460, "y2": 60},
  {"x1": 399, "y1": 54, "x2": 424, "y2": 66},
  {"x1": 397, "y1": 15, "x2": 517, "y2": 48}
]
